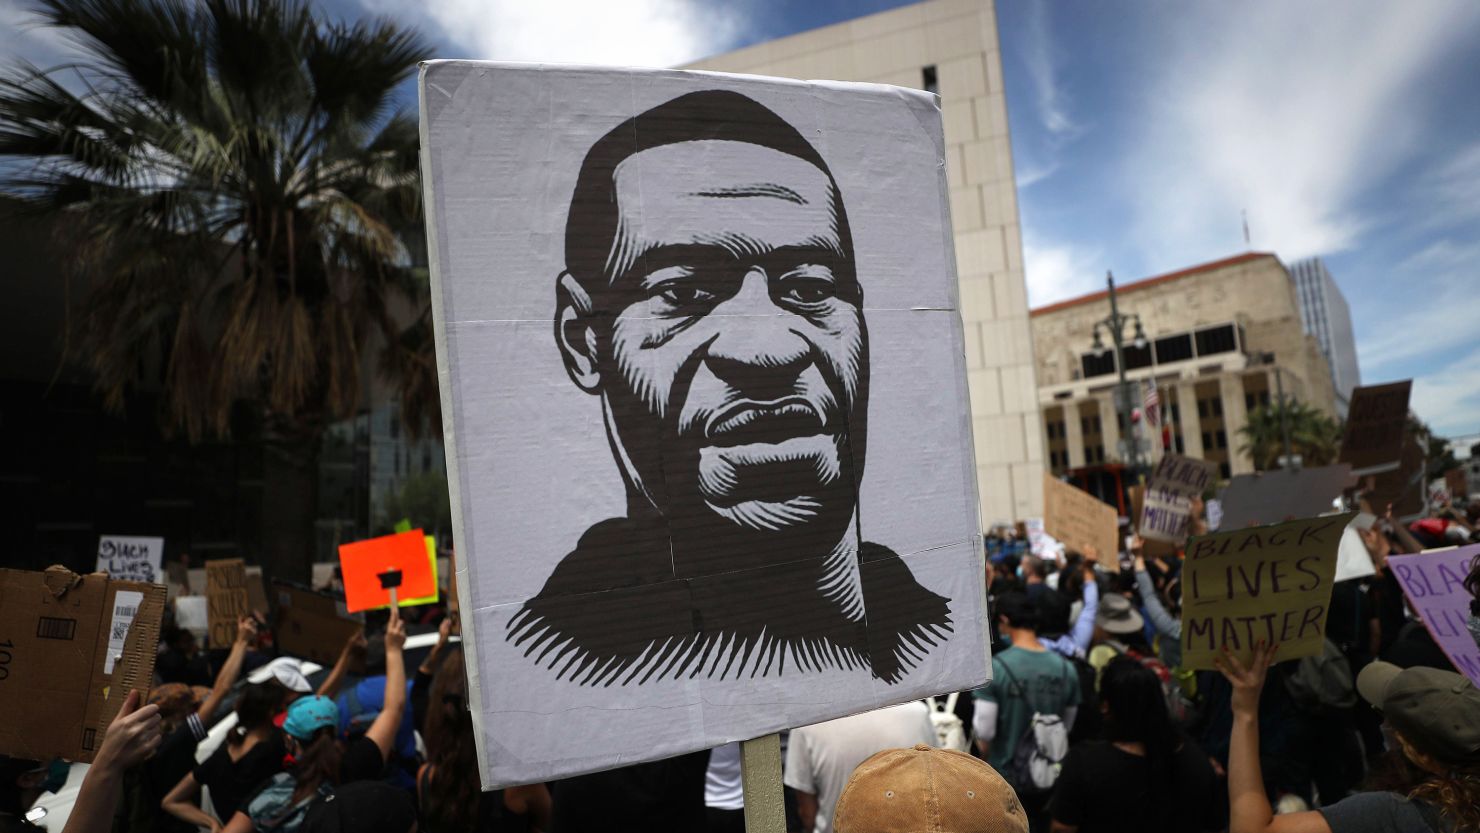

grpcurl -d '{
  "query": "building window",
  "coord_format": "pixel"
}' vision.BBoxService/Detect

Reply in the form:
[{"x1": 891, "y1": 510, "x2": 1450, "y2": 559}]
[
  {"x1": 1174, "y1": 434, "x2": 1185, "y2": 454},
  {"x1": 922, "y1": 65, "x2": 938, "y2": 95},
  {"x1": 1194, "y1": 324, "x2": 1238, "y2": 356},
  {"x1": 1198, "y1": 400, "x2": 1209, "y2": 419},
  {"x1": 1081, "y1": 351, "x2": 1116, "y2": 379},
  {"x1": 1219, "y1": 461, "x2": 1232, "y2": 479},
  {"x1": 1155, "y1": 333, "x2": 1194, "y2": 364},
  {"x1": 1216, "y1": 430, "x2": 1228, "y2": 449},
  {"x1": 1202, "y1": 431, "x2": 1213, "y2": 449},
  {"x1": 1169, "y1": 403, "x2": 1181, "y2": 425},
  {"x1": 1122, "y1": 342, "x2": 1153, "y2": 371}
]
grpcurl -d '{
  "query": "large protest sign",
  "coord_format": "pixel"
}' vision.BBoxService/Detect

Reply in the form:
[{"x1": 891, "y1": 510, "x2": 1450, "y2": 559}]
[
  {"x1": 1364, "y1": 435, "x2": 1427, "y2": 521},
  {"x1": 1388, "y1": 546, "x2": 1480, "y2": 686},
  {"x1": 1217, "y1": 465, "x2": 1353, "y2": 531},
  {"x1": 1181, "y1": 514, "x2": 1354, "y2": 670},
  {"x1": 96, "y1": 535, "x2": 164, "y2": 583},
  {"x1": 420, "y1": 62, "x2": 989, "y2": 787},
  {"x1": 1445, "y1": 468, "x2": 1469, "y2": 501},
  {"x1": 1044, "y1": 474, "x2": 1120, "y2": 567},
  {"x1": 273, "y1": 582, "x2": 365, "y2": 671},
  {"x1": 205, "y1": 558, "x2": 250, "y2": 648},
  {"x1": 1139, "y1": 453, "x2": 1216, "y2": 545},
  {"x1": 1339, "y1": 381, "x2": 1411, "y2": 475},
  {"x1": 0, "y1": 567, "x2": 165, "y2": 762}
]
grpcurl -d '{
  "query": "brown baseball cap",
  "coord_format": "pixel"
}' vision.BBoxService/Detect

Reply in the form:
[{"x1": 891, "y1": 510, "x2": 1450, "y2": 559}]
[
  {"x1": 1356, "y1": 661, "x2": 1480, "y2": 765},
  {"x1": 833, "y1": 745, "x2": 1028, "y2": 833}
]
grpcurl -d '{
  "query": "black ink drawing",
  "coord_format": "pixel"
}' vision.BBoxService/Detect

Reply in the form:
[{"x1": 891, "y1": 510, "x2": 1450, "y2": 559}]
[{"x1": 506, "y1": 90, "x2": 952, "y2": 686}]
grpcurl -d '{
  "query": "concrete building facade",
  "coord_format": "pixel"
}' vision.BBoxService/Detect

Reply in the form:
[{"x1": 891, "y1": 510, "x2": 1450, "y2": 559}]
[
  {"x1": 1290, "y1": 257, "x2": 1360, "y2": 416},
  {"x1": 1031, "y1": 253, "x2": 1338, "y2": 504},
  {"x1": 685, "y1": 0, "x2": 1043, "y2": 524}
]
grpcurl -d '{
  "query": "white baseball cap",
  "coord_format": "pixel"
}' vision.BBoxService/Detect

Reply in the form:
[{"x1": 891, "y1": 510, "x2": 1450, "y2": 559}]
[{"x1": 247, "y1": 657, "x2": 312, "y2": 693}]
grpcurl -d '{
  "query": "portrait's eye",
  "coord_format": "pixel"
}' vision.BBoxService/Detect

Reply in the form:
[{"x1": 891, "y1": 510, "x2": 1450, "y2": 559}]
[
  {"x1": 776, "y1": 266, "x2": 838, "y2": 307},
  {"x1": 656, "y1": 283, "x2": 719, "y2": 307}
]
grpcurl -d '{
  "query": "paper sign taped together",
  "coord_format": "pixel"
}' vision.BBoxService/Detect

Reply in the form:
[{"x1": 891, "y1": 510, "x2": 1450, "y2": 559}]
[
  {"x1": 337, "y1": 530, "x2": 435, "y2": 613},
  {"x1": 1043, "y1": 474, "x2": 1120, "y2": 568},
  {"x1": 1387, "y1": 546, "x2": 1480, "y2": 686},
  {"x1": 420, "y1": 61, "x2": 989, "y2": 788},
  {"x1": 1180, "y1": 514, "x2": 1354, "y2": 670},
  {"x1": 1217, "y1": 465, "x2": 1353, "y2": 531}
]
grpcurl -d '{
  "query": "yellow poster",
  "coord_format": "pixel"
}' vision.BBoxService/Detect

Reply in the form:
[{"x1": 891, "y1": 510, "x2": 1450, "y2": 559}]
[{"x1": 1181, "y1": 513, "x2": 1354, "y2": 670}]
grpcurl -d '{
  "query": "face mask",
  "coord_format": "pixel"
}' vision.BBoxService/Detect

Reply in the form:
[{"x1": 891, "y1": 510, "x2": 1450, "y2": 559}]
[{"x1": 1015, "y1": 565, "x2": 1025, "y2": 580}]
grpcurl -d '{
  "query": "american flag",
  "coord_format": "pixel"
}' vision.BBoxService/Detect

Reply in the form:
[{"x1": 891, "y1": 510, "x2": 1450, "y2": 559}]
[{"x1": 1142, "y1": 379, "x2": 1161, "y2": 428}]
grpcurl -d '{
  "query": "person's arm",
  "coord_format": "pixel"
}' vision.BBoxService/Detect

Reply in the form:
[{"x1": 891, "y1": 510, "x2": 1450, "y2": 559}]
[
  {"x1": 1069, "y1": 573, "x2": 1099, "y2": 652},
  {"x1": 198, "y1": 616, "x2": 257, "y2": 726},
  {"x1": 1050, "y1": 821, "x2": 1080, "y2": 833},
  {"x1": 1135, "y1": 560, "x2": 1181, "y2": 639},
  {"x1": 504, "y1": 783, "x2": 552, "y2": 831},
  {"x1": 796, "y1": 791, "x2": 819, "y2": 833},
  {"x1": 316, "y1": 627, "x2": 366, "y2": 699},
  {"x1": 364, "y1": 606, "x2": 407, "y2": 763},
  {"x1": 418, "y1": 615, "x2": 455, "y2": 679},
  {"x1": 1216, "y1": 643, "x2": 1332, "y2": 833},
  {"x1": 972, "y1": 698, "x2": 998, "y2": 758},
  {"x1": 221, "y1": 811, "x2": 254, "y2": 833},
  {"x1": 62, "y1": 691, "x2": 161, "y2": 833},
  {"x1": 162, "y1": 773, "x2": 220, "y2": 833}
]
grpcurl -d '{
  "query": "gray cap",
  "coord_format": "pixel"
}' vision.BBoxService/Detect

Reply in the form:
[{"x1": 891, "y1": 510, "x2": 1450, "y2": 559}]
[{"x1": 1356, "y1": 661, "x2": 1480, "y2": 765}]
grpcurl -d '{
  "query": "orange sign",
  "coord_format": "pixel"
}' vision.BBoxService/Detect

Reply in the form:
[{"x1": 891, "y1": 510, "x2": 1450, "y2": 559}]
[{"x1": 338, "y1": 530, "x2": 436, "y2": 613}]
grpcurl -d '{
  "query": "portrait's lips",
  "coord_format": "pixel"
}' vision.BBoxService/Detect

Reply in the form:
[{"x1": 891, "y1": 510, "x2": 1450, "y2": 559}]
[{"x1": 705, "y1": 397, "x2": 826, "y2": 448}]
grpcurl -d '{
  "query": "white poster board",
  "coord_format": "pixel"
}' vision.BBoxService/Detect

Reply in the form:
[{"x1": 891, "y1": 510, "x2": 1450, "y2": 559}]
[
  {"x1": 95, "y1": 535, "x2": 164, "y2": 583},
  {"x1": 420, "y1": 62, "x2": 990, "y2": 788}
]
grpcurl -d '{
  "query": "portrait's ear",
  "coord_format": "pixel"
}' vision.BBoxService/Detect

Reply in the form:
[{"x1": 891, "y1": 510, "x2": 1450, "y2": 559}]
[{"x1": 556, "y1": 272, "x2": 602, "y2": 393}]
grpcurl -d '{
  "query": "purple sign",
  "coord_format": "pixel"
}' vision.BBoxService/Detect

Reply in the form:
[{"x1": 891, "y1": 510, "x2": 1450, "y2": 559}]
[{"x1": 1388, "y1": 545, "x2": 1480, "y2": 686}]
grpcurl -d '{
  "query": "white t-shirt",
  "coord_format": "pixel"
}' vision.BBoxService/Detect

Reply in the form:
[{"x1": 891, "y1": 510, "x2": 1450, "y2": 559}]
[
  {"x1": 783, "y1": 702, "x2": 936, "y2": 833},
  {"x1": 706, "y1": 741, "x2": 744, "y2": 810}
]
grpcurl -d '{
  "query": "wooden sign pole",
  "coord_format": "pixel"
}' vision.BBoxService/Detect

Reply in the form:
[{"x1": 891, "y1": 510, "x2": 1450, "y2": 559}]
[{"x1": 741, "y1": 733, "x2": 786, "y2": 833}]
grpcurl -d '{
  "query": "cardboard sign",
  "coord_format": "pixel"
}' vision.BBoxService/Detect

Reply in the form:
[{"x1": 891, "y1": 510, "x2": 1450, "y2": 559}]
[
  {"x1": 0, "y1": 567, "x2": 165, "y2": 762},
  {"x1": 1339, "y1": 381, "x2": 1411, "y2": 475},
  {"x1": 1364, "y1": 435, "x2": 1426, "y2": 521},
  {"x1": 1217, "y1": 465, "x2": 1353, "y2": 531},
  {"x1": 1139, "y1": 453, "x2": 1217, "y2": 545},
  {"x1": 420, "y1": 62, "x2": 989, "y2": 787},
  {"x1": 245, "y1": 566, "x2": 269, "y2": 615},
  {"x1": 272, "y1": 582, "x2": 365, "y2": 671},
  {"x1": 99, "y1": 591, "x2": 165, "y2": 732},
  {"x1": 398, "y1": 537, "x2": 441, "y2": 607},
  {"x1": 337, "y1": 530, "x2": 436, "y2": 613},
  {"x1": 1044, "y1": 474, "x2": 1120, "y2": 568},
  {"x1": 205, "y1": 558, "x2": 250, "y2": 648},
  {"x1": 1445, "y1": 468, "x2": 1469, "y2": 500},
  {"x1": 1180, "y1": 514, "x2": 1354, "y2": 670},
  {"x1": 95, "y1": 535, "x2": 164, "y2": 583},
  {"x1": 1388, "y1": 546, "x2": 1480, "y2": 685}
]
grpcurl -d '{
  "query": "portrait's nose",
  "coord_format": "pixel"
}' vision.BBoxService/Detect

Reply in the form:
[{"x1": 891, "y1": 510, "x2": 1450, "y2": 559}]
[{"x1": 703, "y1": 269, "x2": 812, "y2": 394}]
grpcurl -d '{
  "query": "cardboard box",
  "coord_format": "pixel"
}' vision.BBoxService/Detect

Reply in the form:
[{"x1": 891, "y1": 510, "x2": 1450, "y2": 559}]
[
  {"x1": 0, "y1": 566, "x2": 165, "y2": 762},
  {"x1": 272, "y1": 582, "x2": 364, "y2": 671},
  {"x1": 1044, "y1": 474, "x2": 1120, "y2": 568},
  {"x1": 205, "y1": 558, "x2": 250, "y2": 648}
]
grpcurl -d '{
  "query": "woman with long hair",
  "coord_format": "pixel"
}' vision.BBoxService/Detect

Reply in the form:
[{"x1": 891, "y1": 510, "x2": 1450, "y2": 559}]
[
  {"x1": 1218, "y1": 642, "x2": 1480, "y2": 833},
  {"x1": 221, "y1": 608, "x2": 408, "y2": 832},
  {"x1": 163, "y1": 682, "x2": 286, "y2": 830},
  {"x1": 1049, "y1": 656, "x2": 1223, "y2": 833},
  {"x1": 418, "y1": 650, "x2": 550, "y2": 832}
]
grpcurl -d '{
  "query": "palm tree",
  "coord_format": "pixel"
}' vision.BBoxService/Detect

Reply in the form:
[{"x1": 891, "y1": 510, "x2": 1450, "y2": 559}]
[
  {"x1": 1238, "y1": 401, "x2": 1343, "y2": 471},
  {"x1": 0, "y1": 0, "x2": 436, "y2": 581}
]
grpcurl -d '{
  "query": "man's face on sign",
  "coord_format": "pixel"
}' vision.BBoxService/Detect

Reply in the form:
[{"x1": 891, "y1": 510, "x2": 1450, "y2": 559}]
[{"x1": 581, "y1": 140, "x2": 866, "y2": 531}]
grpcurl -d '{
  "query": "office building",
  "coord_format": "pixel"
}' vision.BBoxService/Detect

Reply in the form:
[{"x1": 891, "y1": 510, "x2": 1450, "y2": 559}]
[{"x1": 1289, "y1": 257, "x2": 1360, "y2": 416}]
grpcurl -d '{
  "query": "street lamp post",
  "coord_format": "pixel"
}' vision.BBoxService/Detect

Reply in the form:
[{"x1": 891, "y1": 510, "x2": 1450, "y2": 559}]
[
  {"x1": 1261, "y1": 352, "x2": 1297, "y2": 470},
  {"x1": 1091, "y1": 271, "x2": 1148, "y2": 478}
]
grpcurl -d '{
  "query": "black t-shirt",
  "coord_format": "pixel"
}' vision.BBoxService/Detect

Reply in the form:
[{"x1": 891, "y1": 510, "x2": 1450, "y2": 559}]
[
  {"x1": 193, "y1": 732, "x2": 286, "y2": 821},
  {"x1": 549, "y1": 750, "x2": 709, "y2": 833},
  {"x1": 143, "y1": 721, "x2": 207, "y2": 833},
  {"x1": 339, "y1": 736, "x2": 387, "y2": 784},
  {"x1": 1049, "y1": 740, "x2": 1224, "y2": 833}
]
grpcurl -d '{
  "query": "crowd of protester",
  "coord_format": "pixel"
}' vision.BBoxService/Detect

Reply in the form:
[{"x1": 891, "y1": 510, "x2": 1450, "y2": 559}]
[{"x1": 3, "y1": 491, "x2": 1480, "y2": 833}]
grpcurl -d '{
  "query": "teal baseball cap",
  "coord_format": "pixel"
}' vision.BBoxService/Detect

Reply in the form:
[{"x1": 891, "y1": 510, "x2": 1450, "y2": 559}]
[{"x1": 284, "y1": 695, "x2": 339, "y2": 741}]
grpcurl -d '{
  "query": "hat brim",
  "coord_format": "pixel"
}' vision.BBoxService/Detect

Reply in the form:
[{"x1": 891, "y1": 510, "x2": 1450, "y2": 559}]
[
  {"x1": 1098, "y1": 610, "x2": 1145, "y2": 635},
  {"x1": 1357, "y1": 661, "x2": 1402, "y2": 709}
]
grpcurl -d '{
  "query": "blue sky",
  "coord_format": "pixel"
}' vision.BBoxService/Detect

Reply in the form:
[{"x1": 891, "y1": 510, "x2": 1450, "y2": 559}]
[{"x1": 4, "y1": 0, "x2": 1478, "y2": 437}]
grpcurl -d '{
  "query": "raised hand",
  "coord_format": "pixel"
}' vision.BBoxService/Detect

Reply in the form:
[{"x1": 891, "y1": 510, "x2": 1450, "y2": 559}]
[
  {"x1": 95, "y1": 690, "x2": 162, "y2": 773},
  {"x1": 1214, "y1": 641, "x2": 1277, "y2": 718}
]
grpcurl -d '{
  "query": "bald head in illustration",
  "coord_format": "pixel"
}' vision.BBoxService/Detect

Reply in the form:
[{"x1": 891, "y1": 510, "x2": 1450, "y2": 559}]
[{"x1": 506, "y1": 90, "x2": 951, "y2": 686}]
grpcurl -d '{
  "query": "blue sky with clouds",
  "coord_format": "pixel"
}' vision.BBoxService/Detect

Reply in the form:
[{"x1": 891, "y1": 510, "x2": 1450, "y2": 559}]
[{"x1": 4, "y1": 0, "x2": 1478, "y2": 436}]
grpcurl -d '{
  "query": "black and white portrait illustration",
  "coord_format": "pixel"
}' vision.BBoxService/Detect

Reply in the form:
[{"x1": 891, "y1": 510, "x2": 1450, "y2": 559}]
[{"x1": 420, "y1": 62, "x2": 989, "y2": 786}]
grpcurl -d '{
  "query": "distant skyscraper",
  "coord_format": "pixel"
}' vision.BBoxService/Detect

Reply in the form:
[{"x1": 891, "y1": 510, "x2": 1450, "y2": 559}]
[{"x1": 1290, "y1": 257, "x2": 1360, "y2": 416}]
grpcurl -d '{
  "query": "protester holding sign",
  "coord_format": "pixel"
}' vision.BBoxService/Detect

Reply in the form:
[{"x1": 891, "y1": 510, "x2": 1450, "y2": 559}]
[
  {"x1": 1216, "y1": 643, "x2": 1480, "y2": 833},
  {"x1": 60, "y1": 691, "x2": 162, "y2": 833}
]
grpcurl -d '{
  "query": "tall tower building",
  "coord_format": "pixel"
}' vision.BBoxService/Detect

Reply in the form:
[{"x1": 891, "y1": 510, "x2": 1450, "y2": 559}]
[
  {"x1": 1289, "y1": 257, "x2": 1360, "y2": 416},
  {"x1": 684, "y1": 0, "x2": 1043, "y2": 524}
]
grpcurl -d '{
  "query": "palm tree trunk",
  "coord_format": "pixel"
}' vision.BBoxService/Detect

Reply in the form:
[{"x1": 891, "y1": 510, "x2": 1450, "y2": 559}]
[{"x1": 260, "y1": 428, "x2": 321, "y2": 586}]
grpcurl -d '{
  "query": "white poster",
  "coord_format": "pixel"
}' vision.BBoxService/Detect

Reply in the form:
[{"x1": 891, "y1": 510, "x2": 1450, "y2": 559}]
[
  {"x1": 420, "y1": 62, "x2": 990, "y2": 788},
  {"x1": 104, "y1": 590, "x2": 144, "y2": 675},
  {"x1": 95, "y1": 535, "x2": 164, "y2": 583}
]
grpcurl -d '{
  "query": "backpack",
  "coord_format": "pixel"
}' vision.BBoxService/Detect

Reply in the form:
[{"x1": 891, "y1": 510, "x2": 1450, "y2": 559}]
[
  {"x1": 925, "y1": 693, "x2": 969, "y2": 751},
  {"x1": 1063, "y1": 655, "x2": 1102, "y2": 744},
  {"x1": 1096, "y1": 642, "x2": 1195, "y2": 726},
  {"x1": 996, "y1": 661, "x2": 1071, "y2": 793},
  {"x1": 1283, "y1": 639, "x2": 1356, "y2": 713}
]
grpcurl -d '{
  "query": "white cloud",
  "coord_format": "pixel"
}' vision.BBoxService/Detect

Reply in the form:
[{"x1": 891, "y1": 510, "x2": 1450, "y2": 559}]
[
  {"x1": 1022, "y1": 235, "x2": 1102, "y2": 308},
  {"x1": 1125, "y1": 0, "x2": 1480, "y2": 271},
  {"x1": 1410, "y1": 344, "x2": 1480, "y2": 438},
  {"x1": 357, "y1": 0, "x2": 745, "y2": 67},
  {"x1": 1358, "y1": 239, "x2": 1480, "y2": 371},
  {"x1": 1019, "y1": 0, "x2": 1076, "y2": 138}
]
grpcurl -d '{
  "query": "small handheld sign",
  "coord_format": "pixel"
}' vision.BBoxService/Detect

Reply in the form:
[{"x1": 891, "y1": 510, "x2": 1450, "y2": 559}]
[
  {"x1": 337, "y1": 530, "x2": 435, "y2": 613},
  {"x1": 378, "y1": 569, "x2": 403, "y2": 609}
]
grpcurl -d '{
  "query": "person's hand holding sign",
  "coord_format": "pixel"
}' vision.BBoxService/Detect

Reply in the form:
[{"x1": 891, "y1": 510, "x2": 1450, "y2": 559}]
[
  {"x1": 1216, "y1": 641, "x2": 1277, "y2": 718},
  {"x1": 63, "y1": 691, "x2": 161, "y2": 833}
]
